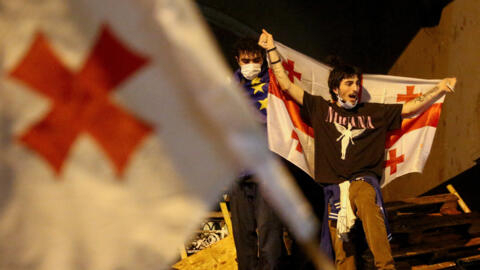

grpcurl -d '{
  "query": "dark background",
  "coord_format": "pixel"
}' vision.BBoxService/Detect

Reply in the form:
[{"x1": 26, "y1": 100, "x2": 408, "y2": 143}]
[{"x1": 196, "y1": 0, "x2": 452, "y2": 73}]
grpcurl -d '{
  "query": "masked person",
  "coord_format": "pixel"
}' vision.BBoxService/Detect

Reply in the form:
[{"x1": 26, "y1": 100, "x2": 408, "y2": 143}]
[
  {"x1": 229, "y1": 37, "x2": 287, "y2": 270},
  {"x1": 258, "y1": 29, "x2": 456, "y2": 270}
]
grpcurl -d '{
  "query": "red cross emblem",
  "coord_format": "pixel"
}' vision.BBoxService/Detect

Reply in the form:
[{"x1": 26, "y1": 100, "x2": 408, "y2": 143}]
[
  {"x1": 383, "y1": 149, "x2": 404, "y2": 175},
  {"x1": 282, "y1": 59, "x2": 302, "y2": 82},
  {"x1": 397, "y1": 85, "x2": 421, "y2": 102},
  {"x1": 9, "y1": 25, "x2": 152, "y2": 177},
  {"x1": 291, "y1": 130, "x2": 303, "y2": 153}
]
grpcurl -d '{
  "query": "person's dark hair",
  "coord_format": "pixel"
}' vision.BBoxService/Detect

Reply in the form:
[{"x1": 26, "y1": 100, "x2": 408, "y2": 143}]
[
  {"x1": 326, "y1": 56, "x2": 361, "y2": 101},
  {"x1": 233, "y1": 37, "x2": 265, "y2": 59}
]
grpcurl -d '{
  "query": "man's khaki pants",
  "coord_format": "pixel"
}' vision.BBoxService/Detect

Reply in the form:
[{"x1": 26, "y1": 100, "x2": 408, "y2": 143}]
[{"x1": 328, "y1": 180, "x2": 395, "y2": 270}]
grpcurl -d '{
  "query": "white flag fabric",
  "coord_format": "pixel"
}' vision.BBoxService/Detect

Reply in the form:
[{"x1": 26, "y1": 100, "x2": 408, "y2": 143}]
[
  {"x1": 0, "y1": 1, "x2": 317, "y2": 270},
  {"x1": 268, "y1": 43, "x2": 444, "y2": 187}
]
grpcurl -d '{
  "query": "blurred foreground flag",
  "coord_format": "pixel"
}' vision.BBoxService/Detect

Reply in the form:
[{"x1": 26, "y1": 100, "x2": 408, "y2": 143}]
[{"x1": 0, "y1": 1, "x2": 316, "y2": 269}]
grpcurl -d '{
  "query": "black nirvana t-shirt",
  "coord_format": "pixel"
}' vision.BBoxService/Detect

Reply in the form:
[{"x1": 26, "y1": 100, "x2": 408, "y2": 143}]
[{"x1": 300, "y1": 92, "x2": 403, "y2": 184}]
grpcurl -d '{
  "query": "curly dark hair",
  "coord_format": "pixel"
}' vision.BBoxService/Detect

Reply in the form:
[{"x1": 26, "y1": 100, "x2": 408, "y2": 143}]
[
  {"x1": 327, "y1": 63, "x2": 362, "y2": 101},
  {"x1": 233, "y1": 37, "x2": 265, "y2": 59}
]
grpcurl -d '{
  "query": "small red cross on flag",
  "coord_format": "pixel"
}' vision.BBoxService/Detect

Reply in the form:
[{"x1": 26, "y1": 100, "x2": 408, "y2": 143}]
[
  {"x1": 384, "y1": 148, "x2": 405, "y2": 175},
  {"x1": 397, "y1": 85, "x2": 421, "y2": 102},
  {"x1": 282, "y1": 59, "x2": 302, "y2": 82},
  {"x1": 9, "y1": 25, "x2": 152, "y2": 177},
  {"x1": 291, "y1": 130, "x2": 303, "y2": 153}
]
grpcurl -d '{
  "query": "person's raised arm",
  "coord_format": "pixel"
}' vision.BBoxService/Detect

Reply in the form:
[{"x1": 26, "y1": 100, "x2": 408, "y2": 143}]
[
  {"x1": 258, "y1": 29, "x2": 304, "y2": 105},
  {"x1": 401, "y1": 78, "x2": 456, "y2": 118}
]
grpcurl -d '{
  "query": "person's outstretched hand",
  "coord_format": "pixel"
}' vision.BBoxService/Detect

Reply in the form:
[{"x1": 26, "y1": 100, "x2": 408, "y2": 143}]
[
  {"x1": 438, "y1": 77, "x2": 457, "y2": 93},
  {"x1": 258, "y1": 29, "x2": 275, "y2": 50}
]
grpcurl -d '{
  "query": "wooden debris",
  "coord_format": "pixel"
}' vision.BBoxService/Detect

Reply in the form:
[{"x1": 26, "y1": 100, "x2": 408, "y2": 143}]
[
  {"x1": 410, "y1": 253, "x2": 480, "y2": 270},
  {"x1": 172, "y1": 235, "x2": 237, "y2": 270},
  {"x1": 447, "y1": 184, "x2": 471, "y2": 213},
  {"x1": 384, "y1": 193, "x2": 458, "y2": 213},
  {"x1": 410, "y1": 261, "x2": 456, "y2": 270},
  {"x1": 173, "y1": 202, "x2": 237, "y2": 270},
  {"x1": 361, "y1": 193, "x2": 480, "y2": 269},
  {"x1": 390, "y1": 212, "x2": 480, "y2": 233}
]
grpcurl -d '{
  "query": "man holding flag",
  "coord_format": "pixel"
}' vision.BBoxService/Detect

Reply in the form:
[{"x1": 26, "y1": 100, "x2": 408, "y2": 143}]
[
  {"x1": 229, "y1": 37, "x2": 287, "y2": 270},
  {"x1": 258, "y1": 29, "x2": 456, "y2": 270}
]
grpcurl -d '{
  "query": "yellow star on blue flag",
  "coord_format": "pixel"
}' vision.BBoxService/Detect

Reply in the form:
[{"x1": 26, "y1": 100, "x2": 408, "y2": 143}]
[
  {"x1": 258, "y1": 97, "x2": 268, "y2": 111},
  {"x1": 251, "y1": 77, "x2": 266, "y2": 95}
]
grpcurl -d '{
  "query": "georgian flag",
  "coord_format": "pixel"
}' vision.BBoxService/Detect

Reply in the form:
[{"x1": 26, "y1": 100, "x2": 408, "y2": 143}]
[
  {"x1": 0, "y1": 1, "x2": 317, "y2": 270},
  {"x1": 268, "y1": 42, "x2": 444, "y2": 187}
]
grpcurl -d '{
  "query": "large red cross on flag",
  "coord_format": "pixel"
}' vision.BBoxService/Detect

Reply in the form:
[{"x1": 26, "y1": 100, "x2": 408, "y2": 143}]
[
  {"x1": 10, "y1": 25, "x2": 152, "y2": 176},
  {"x1": 0, "y1": 1, "x2": 319, "y2": 270},
  {"x1": 268, "y1": 42, "x2": 445, "y2": 187}
]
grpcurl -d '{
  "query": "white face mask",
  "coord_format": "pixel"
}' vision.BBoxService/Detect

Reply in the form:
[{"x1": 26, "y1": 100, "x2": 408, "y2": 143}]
[
  {"x1": 240, "y1": 63, "x2": 261, "y2": 80},
  {"x1": 337, "y1": 94, "x2": 358, "y2": 109}
]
